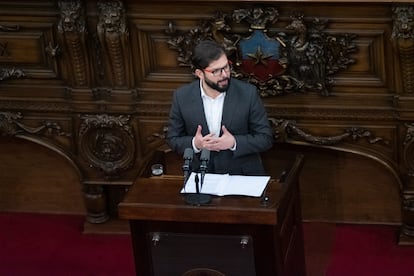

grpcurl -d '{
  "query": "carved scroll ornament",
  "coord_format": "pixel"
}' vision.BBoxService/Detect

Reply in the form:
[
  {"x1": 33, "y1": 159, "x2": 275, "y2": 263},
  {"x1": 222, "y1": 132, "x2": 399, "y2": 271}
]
[
  {"x1": 0, "y1": 112, "x2": 70, "y2": 137},
  {"x1": 166, "y1": 6, "x2": 357, "y2": 96},
  {"x1": 270, "y1": 118, "x2": 388, "y2": 146},
  {"x1": 0, "y1": 68, "x2": 25, "y2": 81}
]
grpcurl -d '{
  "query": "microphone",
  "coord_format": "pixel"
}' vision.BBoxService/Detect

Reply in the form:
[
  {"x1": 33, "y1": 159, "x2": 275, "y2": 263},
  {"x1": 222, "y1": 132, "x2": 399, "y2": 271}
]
[
  {"x1": 199, "y1": 149, "x2": 210, "y2": 188},
  {"x1": 184, "y1": 149, "x2": 211, "y2": 206},
  {"x1": 182, "y1": 148, "x2": 193, "y2": 185}
]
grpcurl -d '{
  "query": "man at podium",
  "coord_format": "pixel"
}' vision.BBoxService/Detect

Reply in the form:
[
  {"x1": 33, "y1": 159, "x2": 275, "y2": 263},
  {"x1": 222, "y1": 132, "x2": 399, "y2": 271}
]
[{"x1": 167, "y1": 40, "x2": 273, "y2": 176}]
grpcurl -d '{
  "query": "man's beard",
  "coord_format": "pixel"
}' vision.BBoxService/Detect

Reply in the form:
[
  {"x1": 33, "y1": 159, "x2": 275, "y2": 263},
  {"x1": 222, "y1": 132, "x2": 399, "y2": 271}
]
[{"x1": 205, "y1": 77, "x2": 230, "y2": 93}]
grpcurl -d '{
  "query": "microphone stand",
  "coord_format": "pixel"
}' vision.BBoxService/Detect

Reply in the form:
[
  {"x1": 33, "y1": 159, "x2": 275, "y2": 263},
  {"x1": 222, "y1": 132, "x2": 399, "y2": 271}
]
[
  {"x1": 197, "y1": 154, "x2": 211, "y2": 204},
  {"x1": 184, "y1": 149, "x2": 211, "y2": 205},
  {"x1": 181, "y1": 147, "x2": 193, "y2": 192}
]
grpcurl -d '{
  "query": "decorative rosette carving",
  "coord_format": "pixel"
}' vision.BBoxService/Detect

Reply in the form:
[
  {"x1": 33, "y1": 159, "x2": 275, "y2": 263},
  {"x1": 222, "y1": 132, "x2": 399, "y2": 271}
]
[{"x1": 78, "y1": 114, "x2": 135, "y2": 178}]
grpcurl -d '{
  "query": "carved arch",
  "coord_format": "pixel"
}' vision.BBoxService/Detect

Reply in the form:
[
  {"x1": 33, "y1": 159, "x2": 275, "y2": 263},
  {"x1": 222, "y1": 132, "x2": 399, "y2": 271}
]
[{"x1": 0, "y1": 111, "x2": 82, "y2": 180}]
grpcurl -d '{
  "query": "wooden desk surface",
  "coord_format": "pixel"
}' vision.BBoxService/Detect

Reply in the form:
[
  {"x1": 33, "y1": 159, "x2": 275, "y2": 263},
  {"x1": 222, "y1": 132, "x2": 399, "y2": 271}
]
[{"x1": 118, "y1": 175, "x2": 283, "y2": 225}]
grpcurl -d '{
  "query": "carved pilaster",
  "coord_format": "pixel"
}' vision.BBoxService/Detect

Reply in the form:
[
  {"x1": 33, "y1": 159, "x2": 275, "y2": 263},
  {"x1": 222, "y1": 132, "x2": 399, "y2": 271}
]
[
  {"x1": 97, "y1": 0, "x2": 132, "y2": 89},
  {"x1": 403, "y1": 123, "x2": 414, "y2": 178},
  {"x1": 401, "y1": 123, "x2": 414, "y2": 243},
  {"x1": 392, "y1": 5, "x2": 414, "y2": 94},
  {"x1": 57, "y1": 0, "x2": 91, "y2": 87}
]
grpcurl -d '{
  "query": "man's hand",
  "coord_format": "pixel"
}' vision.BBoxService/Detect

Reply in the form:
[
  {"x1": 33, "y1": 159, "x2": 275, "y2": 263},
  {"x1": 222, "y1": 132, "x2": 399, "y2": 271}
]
[
  {"x1": 194, "y1": 125, "x2": 235, "y2": 152},
  {"x1": 193, "y1": 125, "x2": 215, "y2": 150},
  {"x1": 214, "y1": 125, "x2": 236, "y2": 151}
]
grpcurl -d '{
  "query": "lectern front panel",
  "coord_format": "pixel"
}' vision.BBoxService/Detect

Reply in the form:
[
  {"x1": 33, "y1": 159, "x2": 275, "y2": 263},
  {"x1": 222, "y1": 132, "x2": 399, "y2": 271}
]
[
  {"x1": 148, "y1": 232, "x2": 256, "y2": 276},
  {"x1": 119, "y1": 155, "x2": 306, "y2": 275}
]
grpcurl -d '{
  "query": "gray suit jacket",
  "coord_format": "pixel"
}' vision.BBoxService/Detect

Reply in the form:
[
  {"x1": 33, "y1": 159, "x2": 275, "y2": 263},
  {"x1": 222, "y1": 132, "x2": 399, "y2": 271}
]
[{"x1": 167, "y1": 78, "x2": 273, "y2": 175}]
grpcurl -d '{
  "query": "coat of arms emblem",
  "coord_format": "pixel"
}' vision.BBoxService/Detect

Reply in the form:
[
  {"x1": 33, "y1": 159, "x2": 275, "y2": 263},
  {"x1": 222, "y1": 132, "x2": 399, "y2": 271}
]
[{"x1": 167, "y1": 6, "x2": 356, "y2": 97}]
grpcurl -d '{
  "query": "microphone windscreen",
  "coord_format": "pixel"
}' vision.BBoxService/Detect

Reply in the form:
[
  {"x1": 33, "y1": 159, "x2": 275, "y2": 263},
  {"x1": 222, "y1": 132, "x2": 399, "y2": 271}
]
[
  {"x1": 200, "y1": 149, "x2": 210, "y2": 161},
  {"x1": 183, "y1": 148, "x2": 194, "y2": 160}
]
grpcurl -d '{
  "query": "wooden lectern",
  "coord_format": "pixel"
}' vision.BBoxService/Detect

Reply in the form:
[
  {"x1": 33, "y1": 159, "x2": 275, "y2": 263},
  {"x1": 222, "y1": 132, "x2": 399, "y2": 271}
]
[{"x1": 118, "y1": 154, "x2": 306, "y2": 276}]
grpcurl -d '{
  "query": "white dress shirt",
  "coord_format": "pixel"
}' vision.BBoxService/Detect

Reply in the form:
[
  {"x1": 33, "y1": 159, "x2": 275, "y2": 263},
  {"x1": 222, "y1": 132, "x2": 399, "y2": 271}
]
[
  {"x1": 200, "y1": 82, "x2": 225, "y2": 137},
  {"x1": 191, "y1": 81, "x2": 225, "y2": 152}
]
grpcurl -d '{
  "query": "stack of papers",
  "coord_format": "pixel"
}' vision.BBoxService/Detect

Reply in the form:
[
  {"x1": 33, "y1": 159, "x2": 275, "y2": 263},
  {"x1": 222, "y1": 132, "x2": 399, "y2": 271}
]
[{"x1": 181, "y1": 172, "x2": 270, "y2": 197}]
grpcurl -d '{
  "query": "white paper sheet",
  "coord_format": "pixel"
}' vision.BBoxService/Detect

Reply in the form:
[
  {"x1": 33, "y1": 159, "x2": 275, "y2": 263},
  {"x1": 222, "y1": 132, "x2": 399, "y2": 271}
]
[{"x1": 181, "y1": 172, "x2": 270, "y2": 197}]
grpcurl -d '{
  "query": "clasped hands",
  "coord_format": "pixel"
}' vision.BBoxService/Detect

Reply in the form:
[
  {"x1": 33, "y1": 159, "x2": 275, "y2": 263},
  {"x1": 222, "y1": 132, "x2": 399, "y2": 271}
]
[{"x1": 194, "y1": 125, "x2": 236, "y2": 152}]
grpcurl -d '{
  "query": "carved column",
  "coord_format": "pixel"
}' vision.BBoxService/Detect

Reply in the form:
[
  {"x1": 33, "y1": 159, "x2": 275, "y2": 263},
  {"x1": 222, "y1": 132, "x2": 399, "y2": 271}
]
[{"x1": 82, "y1": 184, "x2": 109, "y2": 223}]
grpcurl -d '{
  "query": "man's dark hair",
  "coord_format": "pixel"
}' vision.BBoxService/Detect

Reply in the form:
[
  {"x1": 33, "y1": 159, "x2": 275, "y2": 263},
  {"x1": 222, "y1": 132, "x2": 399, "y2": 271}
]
[{"x1": 191, "y1": 40, "x2": 226, "y2": 70}]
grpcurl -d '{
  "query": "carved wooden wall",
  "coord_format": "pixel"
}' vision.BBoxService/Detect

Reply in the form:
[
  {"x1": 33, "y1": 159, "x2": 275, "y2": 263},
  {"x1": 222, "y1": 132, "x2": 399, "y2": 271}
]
[{"x1": 1, "y1": 0, "x2": 414, "y2": 244}]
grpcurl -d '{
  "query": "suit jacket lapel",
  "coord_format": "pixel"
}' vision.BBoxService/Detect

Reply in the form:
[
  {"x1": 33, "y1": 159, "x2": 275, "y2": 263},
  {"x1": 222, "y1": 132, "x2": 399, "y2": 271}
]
[
  {"x1": 191, "y1": 82, "x2": 209, "y2": 136},
  {"x1": 221, "y1": 87, "x2": 237, "y2": 132}
]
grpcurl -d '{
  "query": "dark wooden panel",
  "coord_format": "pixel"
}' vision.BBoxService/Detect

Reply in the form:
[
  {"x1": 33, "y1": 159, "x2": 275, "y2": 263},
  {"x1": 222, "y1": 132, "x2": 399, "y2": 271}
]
[
  {"x1": 0, "y1": 0, "x2": 413, "y2": 243},
  {"x1": 0, "y1": 137, "x2": 85, "y2": 214}
]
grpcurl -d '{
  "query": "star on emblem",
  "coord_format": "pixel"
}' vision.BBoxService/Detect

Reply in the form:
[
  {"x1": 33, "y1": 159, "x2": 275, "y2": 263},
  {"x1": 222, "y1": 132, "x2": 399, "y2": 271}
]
[{"x1": 247, "y1": 46, "x2": 274, "y2": 66}]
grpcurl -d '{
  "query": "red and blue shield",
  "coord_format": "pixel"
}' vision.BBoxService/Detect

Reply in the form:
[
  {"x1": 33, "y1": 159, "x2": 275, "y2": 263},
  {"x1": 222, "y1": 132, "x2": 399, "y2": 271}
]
[{"x1": 239, "y1": 30, "x2": 284, "y2": 81}]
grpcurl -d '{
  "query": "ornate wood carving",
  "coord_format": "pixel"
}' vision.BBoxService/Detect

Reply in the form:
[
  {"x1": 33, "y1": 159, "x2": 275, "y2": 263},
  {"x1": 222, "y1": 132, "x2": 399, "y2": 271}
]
[
  {"x1": 392, "y1": 5, "x2": 414, "y2": 94},
  {"x1": 0, "y1": 68, "x2": 25, "y2": 81},
  {"x1": 97, "y1": 0, "x2": 131, "y2": 89},
  {"x1": 82, "y1": 184, "x2": 109, "y2": 223},
  {"x1": 1, "y1": 1, "x2": 414, "y2": 243},
  {"x1": 166, "y1": 6, "x2": 357, "y2": 96},
  {"x1": 0, "y1": 23, "x2": 25, "y2": 82},
  {"x1": 402, "y1": 193, "x2": 414, "y2": 239},
  {"x1": 270, "y1": 118, "x2": 388, "y2": 146},
  {"x1": 403, "y1": 122, "x2": 414, "y2": 177},
  {"x1": 0, "y1": 112, "x2": 70, "y2": 137},
  {"x1": 0, "y1": 24, "x2": 20, "y2": 32},
  {"x1": 57, "y1": 0, "x2": 91, "y2": 87},
  {"x1": 78, "y1": 114, "x2": 135, "y2": 179},
  {"x1": 393, "y1": 4, "x2": 414, "y2": 243}
]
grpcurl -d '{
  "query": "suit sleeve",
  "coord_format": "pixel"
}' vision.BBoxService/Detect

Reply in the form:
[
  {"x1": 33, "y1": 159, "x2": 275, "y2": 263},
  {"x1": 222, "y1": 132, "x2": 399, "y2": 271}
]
[{"x1": 166, "y1": 89, "x2": 194, "y2": 155}]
